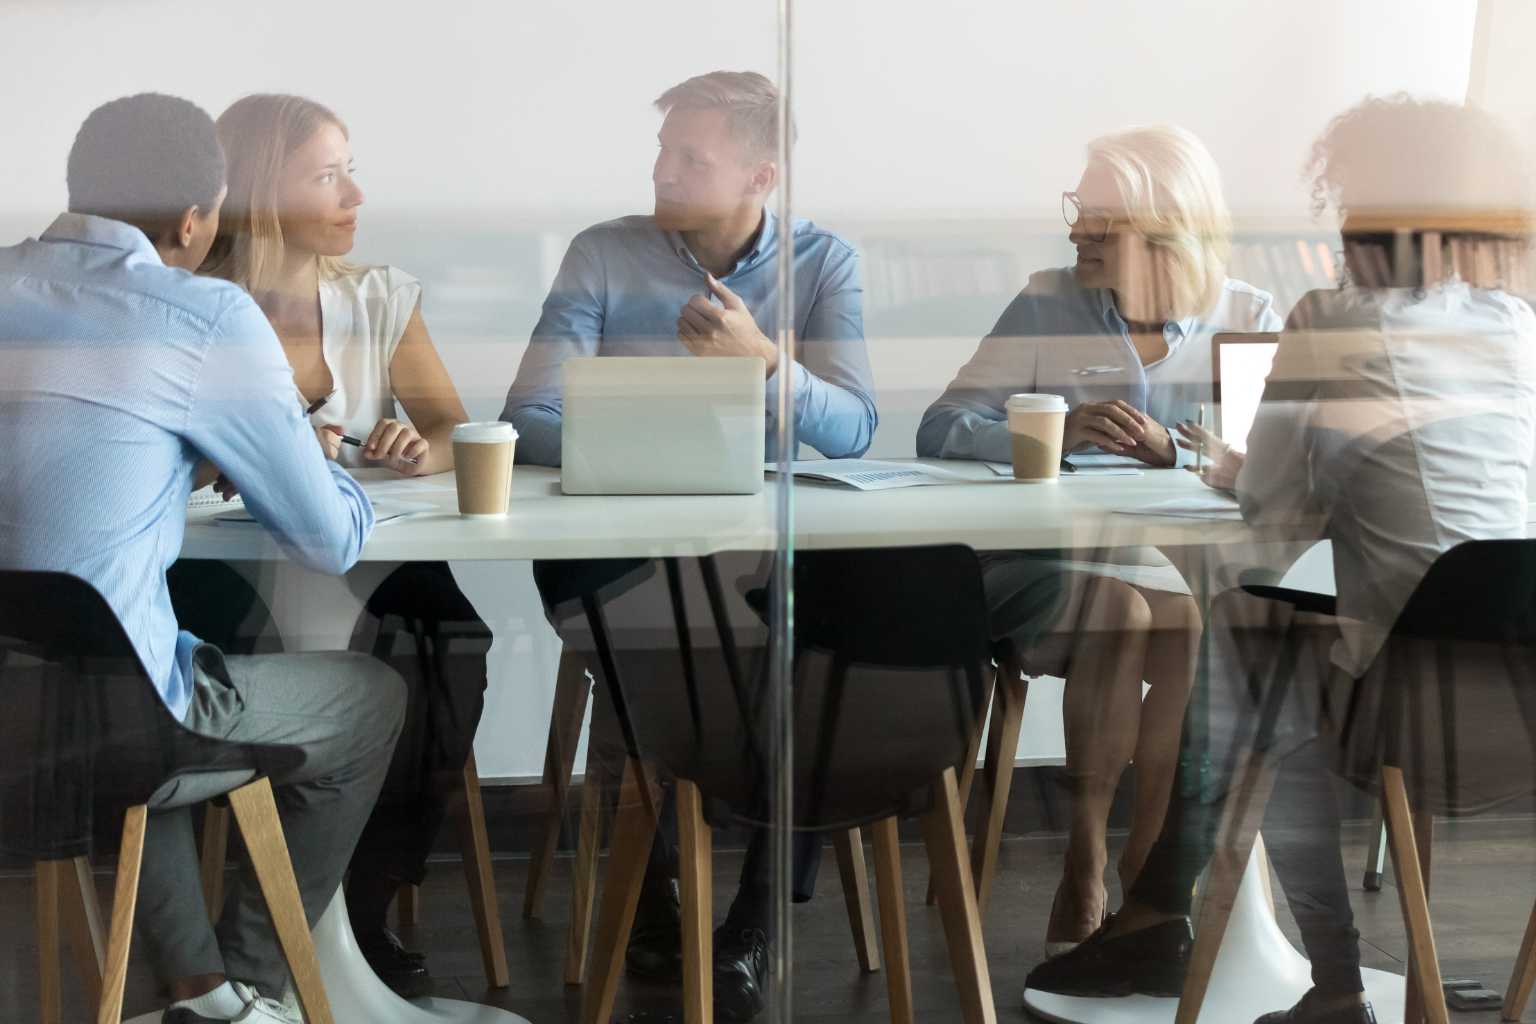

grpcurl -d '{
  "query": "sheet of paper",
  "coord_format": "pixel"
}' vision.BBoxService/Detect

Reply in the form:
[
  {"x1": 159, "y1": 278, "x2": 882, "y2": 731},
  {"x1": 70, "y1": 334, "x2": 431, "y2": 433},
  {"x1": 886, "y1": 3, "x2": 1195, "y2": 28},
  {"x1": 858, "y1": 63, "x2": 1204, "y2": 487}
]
[
  {"x1": 214, "y1": 498, "x2": 438, "y2": 527},
  {"x1": 1112, "y1": 493, "x2": 1242, "y2": 520},
  {"x1": 767, "y1": 459, "x2": 973, "y2": 491},
  {"x1": 986, "y1": 460, "x2": 1143, "y2": 478}
]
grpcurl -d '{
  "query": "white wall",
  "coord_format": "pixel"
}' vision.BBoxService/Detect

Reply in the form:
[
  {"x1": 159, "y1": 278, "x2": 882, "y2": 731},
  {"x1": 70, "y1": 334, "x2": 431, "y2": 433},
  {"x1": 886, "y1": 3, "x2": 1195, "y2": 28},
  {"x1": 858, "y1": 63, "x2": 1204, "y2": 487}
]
[{"x1": 0, "y1": 1, "x2": 1477, "y2": 779}]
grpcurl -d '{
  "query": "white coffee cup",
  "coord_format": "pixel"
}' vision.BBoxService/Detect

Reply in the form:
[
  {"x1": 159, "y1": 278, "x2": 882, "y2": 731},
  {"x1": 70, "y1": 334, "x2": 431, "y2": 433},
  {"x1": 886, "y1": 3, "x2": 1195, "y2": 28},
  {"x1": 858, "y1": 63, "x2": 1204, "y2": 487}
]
[
  {"x1": 452, "y1": 422, "x2": 517, "y2": 517},
  {"x1": 1005, "y1": 394, "x2": 1068, "y2": 482}
]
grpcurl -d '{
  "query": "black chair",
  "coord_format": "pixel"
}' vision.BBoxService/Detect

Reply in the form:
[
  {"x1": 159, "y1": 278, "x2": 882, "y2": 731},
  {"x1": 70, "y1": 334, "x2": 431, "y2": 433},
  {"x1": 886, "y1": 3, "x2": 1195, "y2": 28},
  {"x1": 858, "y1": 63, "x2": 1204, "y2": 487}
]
[
  {"x1": 0, "y1": 570, "x2": 334, "y2": 1024},
  {"x1": 1175, "y1": 540, "x2": 1536, "y2": 1024},
  {"x1": 578, "y1": 546, "x2": 1000, "y2": 1024}
]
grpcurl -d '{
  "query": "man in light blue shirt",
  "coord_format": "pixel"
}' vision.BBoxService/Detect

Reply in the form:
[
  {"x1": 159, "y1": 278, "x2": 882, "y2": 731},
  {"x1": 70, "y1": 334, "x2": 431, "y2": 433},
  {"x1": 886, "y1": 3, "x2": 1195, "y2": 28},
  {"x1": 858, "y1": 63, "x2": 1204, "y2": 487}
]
[
  {"x1": 502, "y1": 71, "x2": 875, "y2": 1022},
  {"x1": 501, "y1": 73, "x2": 877, "y2": 463},
  {"x1": 0, "y1": 94, "x2": 403, "y2": 1023}
]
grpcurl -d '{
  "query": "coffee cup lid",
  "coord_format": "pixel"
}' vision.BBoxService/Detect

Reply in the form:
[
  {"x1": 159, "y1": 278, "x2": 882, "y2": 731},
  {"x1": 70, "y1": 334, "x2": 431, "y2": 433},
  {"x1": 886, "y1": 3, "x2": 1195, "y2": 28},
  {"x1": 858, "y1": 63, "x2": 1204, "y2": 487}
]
[
  {"x1": 1006, "y1": 393, "x2": 1068, "y2": 412},
  {"x1": 452, "y1": 421, "x2": 518, "y2": 443}
]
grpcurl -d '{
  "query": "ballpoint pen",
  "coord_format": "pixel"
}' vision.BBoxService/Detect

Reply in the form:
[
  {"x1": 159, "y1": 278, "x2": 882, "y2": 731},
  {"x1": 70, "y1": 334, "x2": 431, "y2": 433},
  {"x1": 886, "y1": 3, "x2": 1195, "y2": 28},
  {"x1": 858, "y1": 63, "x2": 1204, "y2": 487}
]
[
  {"x1": 304, "y1": 391, "x2": 419, "y2": 465},
  {"x1": 1196, "y1": 402, "x2": 1206, "y2": 473}
]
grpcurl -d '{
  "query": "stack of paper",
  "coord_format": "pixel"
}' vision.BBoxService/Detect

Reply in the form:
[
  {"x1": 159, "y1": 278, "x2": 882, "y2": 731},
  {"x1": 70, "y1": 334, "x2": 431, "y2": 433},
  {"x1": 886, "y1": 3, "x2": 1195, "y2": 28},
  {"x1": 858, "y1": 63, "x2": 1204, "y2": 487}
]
[{"x1": 769, "y1": 460, "x2": 972, "y2": 491}]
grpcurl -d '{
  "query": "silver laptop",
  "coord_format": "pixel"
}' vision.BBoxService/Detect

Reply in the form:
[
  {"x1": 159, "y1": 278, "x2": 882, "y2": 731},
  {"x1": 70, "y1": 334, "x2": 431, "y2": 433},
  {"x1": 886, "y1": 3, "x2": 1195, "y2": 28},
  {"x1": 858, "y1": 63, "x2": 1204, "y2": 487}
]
[
  {"x1": 560, "y1": 356, "x2": 766, "y2": 495},
  {"x1": 1211, "y1": 331, "x2": 1280, "y2": 450}
]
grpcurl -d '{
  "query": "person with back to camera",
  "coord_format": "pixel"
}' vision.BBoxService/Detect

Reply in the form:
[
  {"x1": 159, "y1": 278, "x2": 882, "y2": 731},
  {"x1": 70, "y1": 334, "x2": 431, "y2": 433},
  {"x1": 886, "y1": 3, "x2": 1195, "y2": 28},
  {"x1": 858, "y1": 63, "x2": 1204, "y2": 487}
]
[{"x1": 0, "y1": 92, "x2": 406, "y2": 1024}]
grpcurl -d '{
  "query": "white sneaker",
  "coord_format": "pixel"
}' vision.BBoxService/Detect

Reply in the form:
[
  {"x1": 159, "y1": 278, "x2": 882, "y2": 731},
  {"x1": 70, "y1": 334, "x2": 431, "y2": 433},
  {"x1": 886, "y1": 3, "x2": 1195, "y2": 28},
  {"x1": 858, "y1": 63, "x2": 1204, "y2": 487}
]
[{"x1": 162, "y1": 981, "x2": 301, "y2": 1024}]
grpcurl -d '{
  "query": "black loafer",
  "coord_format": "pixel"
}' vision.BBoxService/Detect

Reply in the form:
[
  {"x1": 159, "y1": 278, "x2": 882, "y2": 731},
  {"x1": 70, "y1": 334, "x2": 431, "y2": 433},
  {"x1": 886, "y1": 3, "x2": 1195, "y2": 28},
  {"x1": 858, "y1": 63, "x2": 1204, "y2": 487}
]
[
  {"x1": 357, "y1": 926, "x2": 434, "y2": 1000},
  {"x1": 1255, "y1": 988, "x2": 1377, "y2": 1024},
  {"x1": 626, "y1": 881, "x2": 684, "y2": 981},
  {"x1": 1024, "y1": 914, "x2": 1192, "y2": 998},
  {"x1": 714, "y1": 925, "x2": 769, "y2": 1021}
]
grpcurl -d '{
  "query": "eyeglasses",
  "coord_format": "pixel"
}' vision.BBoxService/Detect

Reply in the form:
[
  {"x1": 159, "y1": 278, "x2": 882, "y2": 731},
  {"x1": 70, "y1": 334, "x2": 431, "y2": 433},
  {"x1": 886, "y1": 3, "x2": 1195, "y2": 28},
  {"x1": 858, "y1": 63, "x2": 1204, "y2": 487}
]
[{"x1": 1062, "y1": 191, "x2": 1112, "y2": 243}]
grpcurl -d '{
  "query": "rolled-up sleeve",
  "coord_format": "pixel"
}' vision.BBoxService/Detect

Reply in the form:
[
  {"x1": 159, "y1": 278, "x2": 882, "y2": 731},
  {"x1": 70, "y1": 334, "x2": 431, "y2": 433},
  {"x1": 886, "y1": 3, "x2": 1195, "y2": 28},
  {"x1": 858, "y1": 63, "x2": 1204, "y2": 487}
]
[
  {"x1": 780, "y1": 243, "x2": 877, "y2": 458},
  {"x1": 502, "y1": 235, "x2": 605, "y2": 466}
]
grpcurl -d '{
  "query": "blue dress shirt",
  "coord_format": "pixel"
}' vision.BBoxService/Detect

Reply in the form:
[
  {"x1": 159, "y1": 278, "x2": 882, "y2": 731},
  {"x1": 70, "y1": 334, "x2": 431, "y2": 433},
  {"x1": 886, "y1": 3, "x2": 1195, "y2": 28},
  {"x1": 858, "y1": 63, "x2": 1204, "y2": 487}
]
[
  {"x1": 0, "y1": 214, "x2": 374, "y2": 719},
  {"x1": 501, "y1": 207, "x2": 877, "y2": 463},
  {"x1": 917, "y1": 267, "x2": 1282, "y2": 466}
]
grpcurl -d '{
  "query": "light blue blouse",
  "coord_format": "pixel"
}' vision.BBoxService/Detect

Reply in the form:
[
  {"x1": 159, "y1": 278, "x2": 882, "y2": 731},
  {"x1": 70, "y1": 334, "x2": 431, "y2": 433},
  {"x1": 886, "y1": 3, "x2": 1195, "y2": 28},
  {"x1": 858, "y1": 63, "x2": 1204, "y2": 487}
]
[{"x1": 918, "y1": 267, "x2": 1282, "y2": 465}]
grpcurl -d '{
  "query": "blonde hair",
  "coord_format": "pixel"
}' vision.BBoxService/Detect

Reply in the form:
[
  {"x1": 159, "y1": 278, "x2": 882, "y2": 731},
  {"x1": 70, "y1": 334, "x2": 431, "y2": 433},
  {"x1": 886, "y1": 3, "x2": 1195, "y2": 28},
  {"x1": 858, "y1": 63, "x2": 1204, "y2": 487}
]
[
  {"x1": 654, "y1": 70, "x2": 791, "y2": 158},
  {"x1": 1085, "y1": 124, "x2": 1232, "y2": 320},
  {"x1": 200, "y1": 94, "x2": 353, "y2": 291}
]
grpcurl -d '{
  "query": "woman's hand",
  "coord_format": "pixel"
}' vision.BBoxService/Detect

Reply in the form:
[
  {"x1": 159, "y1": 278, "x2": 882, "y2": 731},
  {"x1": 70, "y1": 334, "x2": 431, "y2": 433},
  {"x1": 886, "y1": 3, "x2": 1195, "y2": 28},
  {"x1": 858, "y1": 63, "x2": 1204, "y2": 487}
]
[
  {"x1": 363, "y1": 417, "x2": 430, "y2": 474},
  {"x1": 315, "y1": 424, "x2": 344, "y2": 461},
  {"x1": 1175, "y1": 420, "x2": 1244, "y2": 491},
  {"x1": 1064, "y1": 400, "x2": 1176, "y2": 466}
]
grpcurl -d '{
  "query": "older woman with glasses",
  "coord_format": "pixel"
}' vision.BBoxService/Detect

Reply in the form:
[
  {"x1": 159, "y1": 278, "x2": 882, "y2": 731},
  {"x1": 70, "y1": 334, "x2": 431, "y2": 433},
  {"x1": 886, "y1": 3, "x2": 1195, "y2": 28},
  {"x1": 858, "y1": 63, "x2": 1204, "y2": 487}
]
[{"x1": 918, "y1": 124, "x2": 1282, "y2": 956}]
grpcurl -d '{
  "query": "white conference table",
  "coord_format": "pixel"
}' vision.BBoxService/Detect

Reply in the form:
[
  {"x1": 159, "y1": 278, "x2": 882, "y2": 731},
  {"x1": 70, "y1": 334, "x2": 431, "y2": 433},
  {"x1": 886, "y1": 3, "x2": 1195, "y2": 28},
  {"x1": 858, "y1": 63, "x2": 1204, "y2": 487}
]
[{"x1": 171, "y1": 462, "x2": 1401, "y2": 1024}]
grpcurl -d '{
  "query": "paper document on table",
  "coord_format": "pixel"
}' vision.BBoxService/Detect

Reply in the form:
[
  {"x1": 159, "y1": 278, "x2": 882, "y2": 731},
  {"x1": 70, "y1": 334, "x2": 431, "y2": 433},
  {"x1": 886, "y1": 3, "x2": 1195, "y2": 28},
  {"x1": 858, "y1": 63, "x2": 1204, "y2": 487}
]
[
  {"x1": 187, "y1": 489, "x2": 244, "y2": 512},
  {"x1": 768, "y1": 459, "x2": 972, "y2": 491},
  {"x1": 986, "y1": 457, "x2": 1143, "y2": 478},
  {"x1": 1113, "y1": 493, "x2": 1243, "y2": 520},
  {"x1": 214, "y1": 498, "x2": 437, "y2": 527}
]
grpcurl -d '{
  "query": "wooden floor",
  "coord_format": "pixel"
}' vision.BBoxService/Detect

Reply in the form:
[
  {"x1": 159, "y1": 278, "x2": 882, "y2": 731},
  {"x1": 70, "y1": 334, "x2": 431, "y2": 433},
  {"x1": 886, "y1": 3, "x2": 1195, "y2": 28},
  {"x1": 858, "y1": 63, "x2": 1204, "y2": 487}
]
[{"x1": 3, "y1": 817, "x2": 1534, "y2": 1023}]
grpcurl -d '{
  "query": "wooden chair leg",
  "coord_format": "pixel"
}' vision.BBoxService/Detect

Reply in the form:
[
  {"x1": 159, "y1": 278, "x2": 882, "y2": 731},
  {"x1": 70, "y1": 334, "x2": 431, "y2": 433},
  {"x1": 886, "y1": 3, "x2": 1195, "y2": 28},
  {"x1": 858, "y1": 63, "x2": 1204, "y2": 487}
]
[
  {"x1": 97, "y1": 804, "x2": 147, "y2": 1024},
  {"x1": 971, "y1": 670, "x2": 1027, "y2": 909},
  {"x1": 36, "y1": 860, "x2": 63, "y2": 1024},
  {"x1": 397, "y1": 883, "x2": 421, "y2": 927},
  {"x1": 226, "y1": 778, "x2": 335, "y2": 1024},
  {"x1": 565, "y1": 756, "x2": 608, "y2": 986},
  {"x1": 1381, "y1": 766, "x2": 1448, "y2": 1024},
  {"x1": 526, "y1": 650, "x2": 594, "y2": 919},
  {"x1": 832, "y1": 827, "x2": 881, "y2": 973},
  {"x1": 678, "y1": 780, "x2": 714, "y2": 1024},
  {"x1": 920, "y1": 766, "x2": 997, "y2": 1024},
  {"x1": 60, "y1": 855, "x2": 106, "y2": 1010},
  {"x1": 928, "y1": 675, "x2": 992, "y2": 907},
  {"x1": 871, "y1": 817, "x2": 914, "y2": 1024},
  {"x1": 456, "y1": 751, "x2": 511, "y2": 988},
  {"x1": 1174, "y1": 750, "x2": 1281, "y2": 1024},
  {"x1": 580, "y1": 759, "x2": 660, "y2": 1024},
  {"x1": 1504, "y1": 897, "x2": 1536, "y2": 1021},
  {"x1": 199, "y1": 800, "x2": 231, "y2": 924}
]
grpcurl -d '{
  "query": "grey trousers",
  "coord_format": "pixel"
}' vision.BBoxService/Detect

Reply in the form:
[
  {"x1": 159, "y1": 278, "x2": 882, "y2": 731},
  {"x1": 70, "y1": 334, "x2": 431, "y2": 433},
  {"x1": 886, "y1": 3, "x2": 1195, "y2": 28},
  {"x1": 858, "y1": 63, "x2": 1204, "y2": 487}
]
[{"x1": 134, "y1": 644, "x2": 406, "y2": 996}]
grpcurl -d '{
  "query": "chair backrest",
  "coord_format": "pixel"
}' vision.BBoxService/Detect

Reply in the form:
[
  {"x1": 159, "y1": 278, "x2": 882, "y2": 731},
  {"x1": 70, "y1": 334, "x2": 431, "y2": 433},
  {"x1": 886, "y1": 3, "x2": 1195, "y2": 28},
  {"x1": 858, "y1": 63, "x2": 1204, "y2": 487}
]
[
  {"x1": 0, "y1": 569, "x2": 301, "y2": 860},
  {"x1": 1336, "y1": 539, "x2": 1536, "y2": 816},
  {"x1": 624, "y1": 546, "x2": 994, "y2": 831}
]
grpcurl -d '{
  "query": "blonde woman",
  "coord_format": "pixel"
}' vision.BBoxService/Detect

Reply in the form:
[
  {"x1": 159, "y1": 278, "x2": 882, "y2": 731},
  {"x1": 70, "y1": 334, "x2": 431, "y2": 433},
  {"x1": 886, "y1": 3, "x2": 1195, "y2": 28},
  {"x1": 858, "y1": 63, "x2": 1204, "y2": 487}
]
[
  {"x1": 918, "y1": 125, "x2": 1282, "y2": 955},
  {"x1": 195, "y1": 93, "x2": 480, "y2": 998}
]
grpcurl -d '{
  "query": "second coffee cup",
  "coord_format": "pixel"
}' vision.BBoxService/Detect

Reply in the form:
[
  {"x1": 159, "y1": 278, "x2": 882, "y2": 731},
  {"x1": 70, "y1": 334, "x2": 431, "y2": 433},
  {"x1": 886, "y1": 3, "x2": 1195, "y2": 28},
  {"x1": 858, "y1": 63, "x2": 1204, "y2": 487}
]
[
  {"x1": 452, "y1": 422, "x2": 517, "y2": 517},
  {"x1": 1006, "y1": 393, "x2": 1068, "y2": 482}
]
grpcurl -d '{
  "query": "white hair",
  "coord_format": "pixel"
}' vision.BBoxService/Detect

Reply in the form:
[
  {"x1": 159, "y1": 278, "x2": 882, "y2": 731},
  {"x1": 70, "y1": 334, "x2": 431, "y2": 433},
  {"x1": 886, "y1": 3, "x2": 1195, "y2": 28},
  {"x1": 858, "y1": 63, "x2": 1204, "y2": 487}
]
[{"x1": 1086, "y1": 124, "x2": 1232, "y2": 319}]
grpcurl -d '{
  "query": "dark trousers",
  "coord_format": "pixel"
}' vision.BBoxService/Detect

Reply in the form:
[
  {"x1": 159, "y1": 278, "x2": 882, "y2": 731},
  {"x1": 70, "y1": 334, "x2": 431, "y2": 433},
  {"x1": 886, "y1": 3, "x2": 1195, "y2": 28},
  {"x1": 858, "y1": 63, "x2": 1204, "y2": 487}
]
[{"x1": 1126, "y1": 592, "x2": 1363, "y2": 996}]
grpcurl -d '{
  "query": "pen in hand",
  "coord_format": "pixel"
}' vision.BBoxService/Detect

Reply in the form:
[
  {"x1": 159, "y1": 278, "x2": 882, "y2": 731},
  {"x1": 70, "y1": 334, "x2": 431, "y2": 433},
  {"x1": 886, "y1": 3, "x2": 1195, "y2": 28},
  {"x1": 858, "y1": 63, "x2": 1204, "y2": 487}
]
[{"x1": 339, "y1": 433, "x2": 419, "y2": 465}]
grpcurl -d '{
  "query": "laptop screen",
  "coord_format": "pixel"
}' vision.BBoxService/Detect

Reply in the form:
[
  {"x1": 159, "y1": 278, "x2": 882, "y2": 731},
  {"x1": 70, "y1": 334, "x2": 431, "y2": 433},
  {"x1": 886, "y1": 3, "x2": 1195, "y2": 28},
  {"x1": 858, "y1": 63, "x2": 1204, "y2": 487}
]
[{"x1": 1212, "y1": 332, "x2": 1279, "y2": 452}]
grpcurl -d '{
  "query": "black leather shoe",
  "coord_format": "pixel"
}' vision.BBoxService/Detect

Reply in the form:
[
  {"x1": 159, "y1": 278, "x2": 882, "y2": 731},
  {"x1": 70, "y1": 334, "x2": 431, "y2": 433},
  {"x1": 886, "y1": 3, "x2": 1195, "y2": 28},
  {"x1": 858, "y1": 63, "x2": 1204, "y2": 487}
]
[
  {"x1": 1024, "y1": 914, "x2": 1192, "y2": 998},
  {"x1": 357, "y1": 927, "x2": 434, "y2": 1000},
  {"x1": 626, "y1": 881, "x2": 684, "y2": 981},
  {"x1": 1254, "y1": 988, "x2": 1377, "y2": 1024},
  {"x1": 713, "y1": 925, "x2": 769, "y2": 1021}
]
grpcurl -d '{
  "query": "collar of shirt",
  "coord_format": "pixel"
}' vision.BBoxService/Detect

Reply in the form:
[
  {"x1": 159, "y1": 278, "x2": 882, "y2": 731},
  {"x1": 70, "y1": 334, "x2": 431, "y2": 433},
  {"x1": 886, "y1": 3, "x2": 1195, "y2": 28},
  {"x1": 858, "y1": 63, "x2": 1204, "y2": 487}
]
[
  {"x1": 1081, "y1": 276, "x2": 1196, "y2": 361},
  {"x1": 41, "y1": 212, "x2": 163, "y2": 263},
  {"x1": 666, "y1": 205, "x2": 778, "y2": 280}
]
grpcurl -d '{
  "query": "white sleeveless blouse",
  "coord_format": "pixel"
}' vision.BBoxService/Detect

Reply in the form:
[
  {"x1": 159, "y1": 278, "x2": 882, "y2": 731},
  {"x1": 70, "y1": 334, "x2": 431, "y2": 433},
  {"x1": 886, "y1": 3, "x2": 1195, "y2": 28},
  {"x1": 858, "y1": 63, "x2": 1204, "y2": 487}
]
[{"x1": 308, "y1": 264, "x2": 422, "y2": 469}]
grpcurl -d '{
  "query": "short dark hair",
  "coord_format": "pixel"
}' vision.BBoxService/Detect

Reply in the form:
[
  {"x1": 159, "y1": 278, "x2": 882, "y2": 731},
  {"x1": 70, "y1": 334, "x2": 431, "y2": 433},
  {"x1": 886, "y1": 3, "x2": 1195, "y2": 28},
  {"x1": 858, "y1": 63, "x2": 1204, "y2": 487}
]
[{"x1": 67, "y1": 93, "x2": 226, "y2": 240}]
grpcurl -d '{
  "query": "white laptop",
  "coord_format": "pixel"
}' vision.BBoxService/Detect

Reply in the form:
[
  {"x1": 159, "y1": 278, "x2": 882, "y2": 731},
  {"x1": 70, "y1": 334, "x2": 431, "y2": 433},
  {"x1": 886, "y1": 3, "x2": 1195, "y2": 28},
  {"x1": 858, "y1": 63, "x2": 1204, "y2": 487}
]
[{"x1": 560, "y1": 356, "x2": 766, "y2": 495}]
